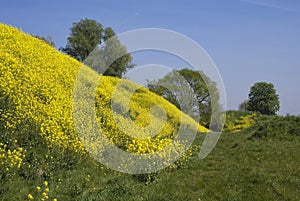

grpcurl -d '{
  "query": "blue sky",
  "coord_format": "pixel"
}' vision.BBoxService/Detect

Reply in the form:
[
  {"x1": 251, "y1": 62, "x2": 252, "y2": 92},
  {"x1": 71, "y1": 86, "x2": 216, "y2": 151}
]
[{"x1": 1, "y1": 0, "x2": 300, "y2": 115}]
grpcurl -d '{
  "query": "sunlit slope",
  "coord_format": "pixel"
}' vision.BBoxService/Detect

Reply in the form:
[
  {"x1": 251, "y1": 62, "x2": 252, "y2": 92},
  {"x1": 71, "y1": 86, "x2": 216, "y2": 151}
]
[{"x1": 0, "y1": 24, "x2": 208, "y2": 156}]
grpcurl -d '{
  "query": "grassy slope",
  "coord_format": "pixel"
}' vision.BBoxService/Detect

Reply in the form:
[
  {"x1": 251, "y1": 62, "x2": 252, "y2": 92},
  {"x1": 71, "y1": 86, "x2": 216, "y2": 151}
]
[
  {"x1": 1, "y1": 24, "x2": 299, "y2": 200},
  {"x1": 2, "y1": 115, "x2": 299, "y2": 201}
]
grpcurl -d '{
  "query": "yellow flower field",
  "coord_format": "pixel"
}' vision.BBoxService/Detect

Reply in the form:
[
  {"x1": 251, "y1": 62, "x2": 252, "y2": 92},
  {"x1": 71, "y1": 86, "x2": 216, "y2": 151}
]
[{"x1": 0, "y1": 23, "x2": 208, "y2": 174}]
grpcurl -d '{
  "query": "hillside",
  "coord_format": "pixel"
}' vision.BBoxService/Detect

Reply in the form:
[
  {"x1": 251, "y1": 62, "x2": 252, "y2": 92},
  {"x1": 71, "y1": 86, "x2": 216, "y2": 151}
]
[
  {"x1": 1, "y1": 24, "x2": 299, "y2": 201},
  {"x1": 0, "y1": 22, "x2": 208, "y2": 163}
]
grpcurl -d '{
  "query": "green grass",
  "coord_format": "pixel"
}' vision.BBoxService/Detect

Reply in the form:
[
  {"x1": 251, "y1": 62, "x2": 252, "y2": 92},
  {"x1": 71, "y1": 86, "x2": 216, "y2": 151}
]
[{"x1": 1, "y1": 115, "x2": 300, "y2": 200}]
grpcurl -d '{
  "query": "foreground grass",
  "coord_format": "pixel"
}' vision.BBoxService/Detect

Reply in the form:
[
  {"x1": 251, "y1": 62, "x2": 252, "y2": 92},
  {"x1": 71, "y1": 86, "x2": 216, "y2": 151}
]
[{"x1": 1, "y1": 125, "x2": 299, "y2": 201}]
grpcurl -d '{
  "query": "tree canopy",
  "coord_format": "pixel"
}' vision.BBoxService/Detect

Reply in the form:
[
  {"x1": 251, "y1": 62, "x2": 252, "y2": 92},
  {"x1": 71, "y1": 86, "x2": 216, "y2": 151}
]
[
  {"x1": 246, "y1": 82, "x2": 280, "y2": 115},
  {"x1": 61, "y1": 18, "x2": 134, "y2": 77},
  {"x1": 61, "y1": 18, "x2": 103, "y2": 61},
  {"x1": 147, "y1": 68, "x2": 221, "y2": 129}
]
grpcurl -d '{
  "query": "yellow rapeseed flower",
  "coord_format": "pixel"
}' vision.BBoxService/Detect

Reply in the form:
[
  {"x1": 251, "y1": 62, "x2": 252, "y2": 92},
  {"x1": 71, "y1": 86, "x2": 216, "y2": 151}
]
[
  {"x1": 27, "y1": 194, "x2": 34, "y2": 200},
  {"x1": 43, "y1": 181, "x2": 48, "y2": 186},
  {"x1": 42, "y1": 192, "x2": 47, "y2": 198}
]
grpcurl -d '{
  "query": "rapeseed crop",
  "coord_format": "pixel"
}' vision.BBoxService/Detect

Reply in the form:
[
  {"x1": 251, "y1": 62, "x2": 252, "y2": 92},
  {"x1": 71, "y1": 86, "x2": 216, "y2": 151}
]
[{"x1": 0, "y1": 23, "x2": 208, "y2": 176}]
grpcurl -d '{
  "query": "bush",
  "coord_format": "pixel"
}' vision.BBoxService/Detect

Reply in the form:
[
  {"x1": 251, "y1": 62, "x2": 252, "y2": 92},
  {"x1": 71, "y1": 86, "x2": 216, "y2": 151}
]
[{"x1": 246, "y1": 115, "x2": 300, "y2": 140}]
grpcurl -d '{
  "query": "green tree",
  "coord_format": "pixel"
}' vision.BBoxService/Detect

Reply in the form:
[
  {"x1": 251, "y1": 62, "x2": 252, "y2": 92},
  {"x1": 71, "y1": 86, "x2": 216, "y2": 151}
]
[
  {"x1": 61, "y1": 18, "x2": 134, "y2": 77},
  {"x1": 35, "y1": 35, "x2": 55, "y2": 47},
  {"x1": 83, "y1": 31, "x2": 135, "y2": 78},
  {"x1": 100, "y1": 31, "x2": 135, "y2": 77},
  {"x1": 246, "y1": 82, "x2": 280, "y2": 115},
  {"x1": 239, "y1": 100, "x2": 249, "y2": 111},
  {"x1": 61, "y1": 18, "x2": 103, "y2": 61},
  {"x1": 103, "y1": 27, "x2": 115, "y2": 41},
  {"x1": 147, "y1": 68, "x2": 221, "y2": 129}
]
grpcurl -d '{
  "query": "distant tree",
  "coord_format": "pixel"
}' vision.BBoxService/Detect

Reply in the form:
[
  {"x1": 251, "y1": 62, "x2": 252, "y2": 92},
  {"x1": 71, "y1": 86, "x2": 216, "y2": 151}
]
[
  {"x1": 61, "y1": 18, "x2": 103, "y2": 61},
  {"x1": 103, "y1": 27, "x2": 115, "y2": 41},
  {"x1": 61, "y1": 18, "x2": 134, "y2": 77},
  {"x1": 246, "y1": 82, "x2": 280, "y2": 115},
  {"x1": 35, "y1": 35, "x2": 55, "y2": 47},
  {"x1": 100, "y1": 28, "x2": 135, "y2": 77},
  {"x1": 147, "y1": 68, "x2": 221, "y2": 129},
  {"x1": 239, "y1": 100, "x2": 249, "y2": 111}
]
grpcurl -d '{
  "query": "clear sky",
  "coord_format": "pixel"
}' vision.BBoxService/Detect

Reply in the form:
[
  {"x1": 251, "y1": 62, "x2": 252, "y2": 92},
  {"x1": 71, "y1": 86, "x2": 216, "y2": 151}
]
[{"x1": 1, "y1": 0, "x2": 300, "y2": 115}]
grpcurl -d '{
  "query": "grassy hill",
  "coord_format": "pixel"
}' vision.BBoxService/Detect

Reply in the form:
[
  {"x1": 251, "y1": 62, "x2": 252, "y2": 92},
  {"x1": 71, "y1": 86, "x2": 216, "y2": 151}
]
[
  {"x1": 1, "y1": 24, "x2": 299, "y2": 200},
  {"x1": 0, "y1": 23, "x2": 208, "y2": 199}
]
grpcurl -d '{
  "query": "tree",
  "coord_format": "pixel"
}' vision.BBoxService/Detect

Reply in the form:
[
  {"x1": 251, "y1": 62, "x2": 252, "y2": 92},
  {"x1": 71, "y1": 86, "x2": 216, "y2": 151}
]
[
  {"x1": 147, "y1": 68, "x2": 221, "y2": 129},
  {"x1": 35, "y1": 35, "x2": 55, "y2": 47},
  {"x1": 61, "y1": 18, "x2": 103, "y2": 61},
  {"x1": 246, "y1": 82, "x2": 280, "y2": 115},
  {"x1": 239, "y1": 100, "x2": 249, "y2": 111},
  {"x1": 61, "y1": 18, "x2": 134, "y2": 77},
  {"x1": 100, "y1": 29, "x2": 135, "y2": 77},
  {"x1": 103, "y1": 27, "x2": 115, "y2": 41}
]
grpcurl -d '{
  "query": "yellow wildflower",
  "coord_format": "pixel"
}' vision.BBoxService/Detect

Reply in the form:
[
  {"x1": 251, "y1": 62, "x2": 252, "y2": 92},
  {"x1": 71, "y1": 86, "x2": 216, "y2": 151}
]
[
  {"x1": 27, "y1": 194, "x2": 34, "y2": 200},
  {"x1": 43, "y1": 181, "x2": 48, "y2": 186}
]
